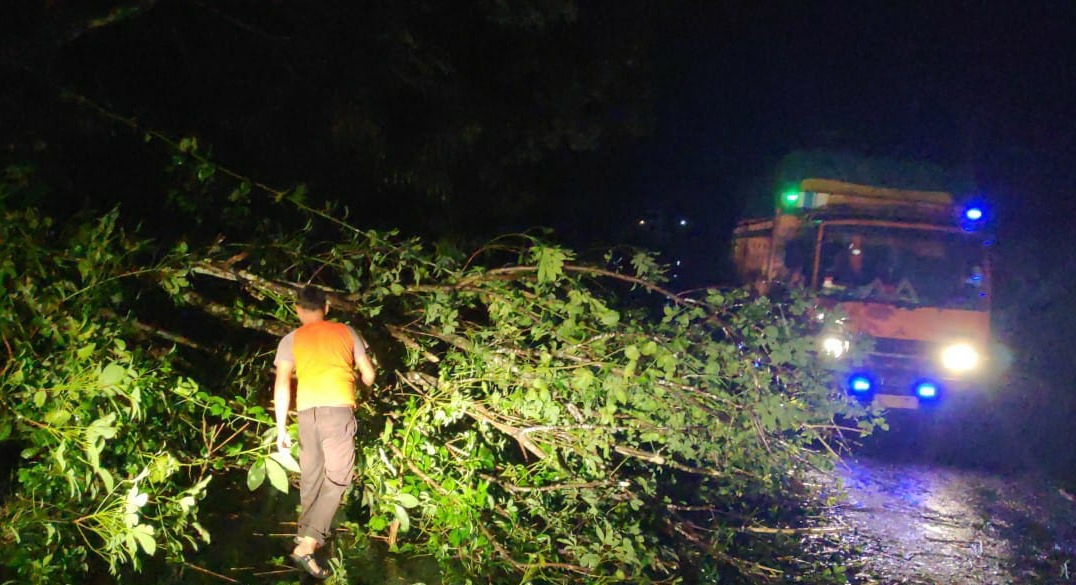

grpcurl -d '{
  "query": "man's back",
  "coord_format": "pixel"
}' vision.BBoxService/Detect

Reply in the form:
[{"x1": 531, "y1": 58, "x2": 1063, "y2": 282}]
[{"x1": 278, "y1": 320, "x2": 365, "y2": 410}]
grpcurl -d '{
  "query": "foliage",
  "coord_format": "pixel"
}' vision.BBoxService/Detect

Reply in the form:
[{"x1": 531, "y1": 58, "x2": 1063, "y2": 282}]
[
  {"x1": 0, "y1": 161, "x2": 881, "y2": 583},
  {"x1": 171, "y1": 218, "x2": 882, "y2": 582},
  {"x1": 0, "y1": 182, "x2": 276, "y2": 583}
]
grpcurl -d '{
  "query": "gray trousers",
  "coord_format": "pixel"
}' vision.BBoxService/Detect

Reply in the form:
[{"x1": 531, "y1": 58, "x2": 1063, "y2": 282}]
[{"x1": 296, "y1": 406, "x2": 356, "y2": 545}]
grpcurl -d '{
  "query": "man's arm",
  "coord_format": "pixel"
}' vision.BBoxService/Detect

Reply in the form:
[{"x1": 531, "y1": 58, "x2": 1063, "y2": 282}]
[
  {"x1": 346, "y1": 325, "x2": 376, "y2": 388},
  {"x1": 274, "y1": 360, "x2": 295, "y2": 452},
  {"x1": 356, "y1": 353, "x2": 375, "y2": 388}
]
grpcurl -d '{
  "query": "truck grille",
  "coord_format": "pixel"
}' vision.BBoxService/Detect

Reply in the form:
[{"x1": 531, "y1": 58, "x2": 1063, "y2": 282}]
[{"x1": 871, "y1": 337, "x2": 929, "y2": 357}]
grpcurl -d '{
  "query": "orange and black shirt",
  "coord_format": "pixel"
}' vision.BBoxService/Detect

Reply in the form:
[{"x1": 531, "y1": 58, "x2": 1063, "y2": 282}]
[{"x1": 274, "y1": 321, "x2": 368, "y2": 411}]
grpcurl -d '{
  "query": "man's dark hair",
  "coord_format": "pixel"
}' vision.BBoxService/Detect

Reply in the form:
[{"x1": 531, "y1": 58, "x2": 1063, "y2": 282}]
[{"x1": 296, "y1": 286, "x2": 327, "y2": 311}]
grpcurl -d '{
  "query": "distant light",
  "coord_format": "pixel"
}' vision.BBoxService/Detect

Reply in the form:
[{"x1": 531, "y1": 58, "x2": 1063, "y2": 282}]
[
  {"x1": 849, "y1": 375, "x2": 872, "y2": 393},
  {"x1": 679, "y1": 218, "x2": 688, "y2": 226},
  {"x1": 638, "y1": 219, "x2": 646, "y2": 226},
  {"x1": 675, "y1": 260, "x2": 682, "y2": 266},
  {"x1": 915, "y1": 382, "x2": 938, "y2": 399},
  {"x1": 782, "y1": 190, "x2": 802, "y2": 205},
  {"x1": 964, "y1": 207, "x2": 984, "y2": 221}
]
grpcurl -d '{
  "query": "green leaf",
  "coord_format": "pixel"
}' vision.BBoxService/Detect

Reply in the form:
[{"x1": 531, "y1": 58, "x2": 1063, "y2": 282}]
[
  {"x1": 99, "y1": 363, "x2": 126, "y2": 386},
  {"x1": 126, "y1": 486, "x2": 149, "y2": 509},
  {"x1": 600, "y1": 310, "x2": 620, "y2": 326},
  {"x1": 571, "y1": 368, "x2": 594, "y2": 391},
  {"x1": 534, "y1": 246, "x2": 567, "y2": 284},
  {"x1": 85, "y1": 413, "x2": 118, "y2": 442},
  {"x1": 192, "y1": 522, "x2": 211, "y2": 544},
  {"x1": 289, "y1": 183, "x2": 308, "y2": 204},
  {"x1": 97, "y1": 467, "x2": 115, "y2": 492},
  {"x1": 393, "y1": 504, "x2": 411, "y2": 533},
  {"x1": 76, "y1": 344, "x2": 95, "y2": 360},
  {"x1": 369, "y1": 515, "x2": 389, "y2": 532},
  {"x1": 44, "y1": 409, "x2": 71, "y2": 426},
  {"x1": 641, "y1": 341, "x2": 658, "y2": 356},
  {"x1": 246, "y1": 459, "x2": 266, "y2": 491},
  {"x1": 265, "y1": 457, "x2": 289, "y2": 494},
  {"x1": 196, "y1": 163, "x2": 216, "y2": 182},
  {"x1": 132, "y1": 524, "x2": 156, "y2": 556},
  {"x1": 396, "y1": 493, "x2": 420, "y2": 509},
  {"x1": 624, "y1": 345, "x2": 640, "y2": 361},
  {"x1": 269, "y1": 450, "x2": 301, "y2": 473},
  {"x1": 33, "y1": 390, "x2": 46, "y2": 408}
]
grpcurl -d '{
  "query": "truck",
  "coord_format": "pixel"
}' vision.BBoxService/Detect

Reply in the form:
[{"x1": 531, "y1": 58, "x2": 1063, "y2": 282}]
[{"x1": 732, "y1": 173, "x2": 994, "y2": 410}]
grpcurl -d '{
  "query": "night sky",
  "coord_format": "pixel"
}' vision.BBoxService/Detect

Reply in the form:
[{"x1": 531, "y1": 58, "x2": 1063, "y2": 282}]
[{"x1": 638, "y1": 2, "x2": 1075, "y2": 243}]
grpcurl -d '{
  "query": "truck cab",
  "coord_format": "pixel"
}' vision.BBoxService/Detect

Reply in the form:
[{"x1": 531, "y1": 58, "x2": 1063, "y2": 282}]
[{"x1": 733, "y1": 178, "x2": 994, "y2": 409}]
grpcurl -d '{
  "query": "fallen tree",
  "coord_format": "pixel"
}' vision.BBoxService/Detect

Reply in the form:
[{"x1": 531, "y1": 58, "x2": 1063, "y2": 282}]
[
  {"x1": 0, "y1": 166, "x2": 880, "y2": 583},
  {"x1": 169, "y1": 211, "x2": 882, "y2": 582}
]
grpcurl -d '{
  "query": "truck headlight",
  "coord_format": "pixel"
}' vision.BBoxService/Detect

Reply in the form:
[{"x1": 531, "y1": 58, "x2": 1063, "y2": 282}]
[
  {"x1": 822, "y1": 336, "x2": 849, "y2": 358},
  {"x1": 941, "y1": 343, "x2": 980, "y2": 372}
]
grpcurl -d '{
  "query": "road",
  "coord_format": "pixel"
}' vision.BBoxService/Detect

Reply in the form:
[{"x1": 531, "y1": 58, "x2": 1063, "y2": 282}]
[{"x1": 810, "y1": 408, "x2": 1076, "y2": 585}]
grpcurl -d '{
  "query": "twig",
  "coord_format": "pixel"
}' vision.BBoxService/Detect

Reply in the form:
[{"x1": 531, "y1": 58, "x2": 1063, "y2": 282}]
[
  {"x1": 466, "y1": 402, "x2": 548, "y2": 461},
  {"x1": 741, "y1": 525, "x2": 843, "y2": 535},
  {"x1": 387, "y1": 444, "x2": 448, "y2": 496},
  {"x1": 183, "y1": 562, "x2": 240, "y2": 583},
  {"x1": 385, "y1": 324, "x2": 440, "y2": 363},
  {"x1": 476, "y1": 523, "x2": 593, "y2": 577},
  {"x1": 479, "y1": 475, "x2": 611, "y2": 494},
  {"x1": 457, "y1": 264, "x2": 702, "y2": 308},
  {"x1": 253, "y1": 568, "x2": 296, "y2": 577},
  {"x1": 614, "y1": 445, "x2": 725, "y2": 478},
  {"x1": 118, "y1": 313, "x2": 206, "y2": 351}
]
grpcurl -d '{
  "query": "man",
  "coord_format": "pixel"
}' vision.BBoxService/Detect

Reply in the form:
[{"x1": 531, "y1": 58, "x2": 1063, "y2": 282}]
[{"x1": 274, "y1": 286, "x2": 376, "y2": 579}]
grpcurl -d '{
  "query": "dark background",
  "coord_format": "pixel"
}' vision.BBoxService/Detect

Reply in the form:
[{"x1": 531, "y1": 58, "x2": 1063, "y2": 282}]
[{"x1": 3, "y1": 1, "x2": 1075, "y2": 475}]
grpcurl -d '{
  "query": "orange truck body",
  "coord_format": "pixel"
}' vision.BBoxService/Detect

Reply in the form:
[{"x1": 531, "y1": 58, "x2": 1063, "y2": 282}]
[{"x1": 732, "y1": 179, "x2": 994, "y2": 409}]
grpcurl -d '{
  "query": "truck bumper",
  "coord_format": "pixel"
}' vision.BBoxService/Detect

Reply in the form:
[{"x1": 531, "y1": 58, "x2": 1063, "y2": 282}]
[{"x1": 839, "y1": 355, "x2": 982, "y2": 410}]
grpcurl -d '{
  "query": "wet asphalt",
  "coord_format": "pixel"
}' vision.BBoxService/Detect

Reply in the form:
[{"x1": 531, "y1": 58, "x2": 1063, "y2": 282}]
[{"x1": 813, "y1": 393, "x2": 1076, "y2": 585}]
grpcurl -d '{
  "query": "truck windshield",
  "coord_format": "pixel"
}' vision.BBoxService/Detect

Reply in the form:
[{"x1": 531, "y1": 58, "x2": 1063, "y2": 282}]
[{"x1": 816, "y1": 224, "x2": 989, "y2": 309}]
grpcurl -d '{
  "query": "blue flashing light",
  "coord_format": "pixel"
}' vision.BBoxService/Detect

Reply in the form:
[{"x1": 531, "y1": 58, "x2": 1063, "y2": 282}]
[
  {"x1": 964, "y1": 207, "x2": 984, "y2": 221},
  {"x1": 915, "y1": 382, "x2": 939, "y2": 399},
  {"x1": 849, "y1": 375, "x2": 873, "y2": 394}
]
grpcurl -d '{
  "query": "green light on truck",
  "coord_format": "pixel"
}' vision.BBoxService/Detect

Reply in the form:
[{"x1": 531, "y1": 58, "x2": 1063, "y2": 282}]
[{"x1": 781, "y1": 190, "x2": 802, "y2": 206}]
